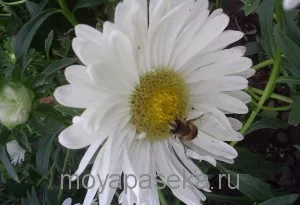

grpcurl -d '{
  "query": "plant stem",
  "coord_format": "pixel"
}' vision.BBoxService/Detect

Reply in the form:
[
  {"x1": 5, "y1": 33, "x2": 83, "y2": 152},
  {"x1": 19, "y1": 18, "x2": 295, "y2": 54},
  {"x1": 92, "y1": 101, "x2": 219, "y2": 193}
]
[
  {"x1": 216, "y1": 0, "x2": 220, "y2": 8},
  {"x1": 248, "y1": 87, "x2": 293, "y2": 104},
  {"x1": 251, "y1": 100, "x2": 291, "y2": 111},
  {"x1": 158, "y1": 190, "x2": 168, "y2": 205},
  {"x1": 252, "y1": 59, "x2": 274, "y2": 70},
  {"x1": 48, "y1": 164, "x2": 56, "y2": 189},
  {"x1": 57, "y1": 150, "x2": 71, "y2": 204},
  {"x1": 231, "y1": 0, "x2": 283, "y2": 146},
  {"x1": 57, "y1": 0, "x2": 78, "y2": 26},
  {"x1": 2, "y1": 0, "x2": 26, "y2": 6}
]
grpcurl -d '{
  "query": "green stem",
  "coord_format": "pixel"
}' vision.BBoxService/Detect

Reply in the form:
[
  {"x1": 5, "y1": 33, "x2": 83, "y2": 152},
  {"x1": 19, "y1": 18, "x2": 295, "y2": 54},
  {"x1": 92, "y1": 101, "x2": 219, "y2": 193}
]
[
  {"x1": 2, "y1": 0, "x2": 26, "y2": 5},
  {"x1": 231, "y1": 0, "x2": 283, "y2": 146},
  {"x1": 158, "y1": 190, "x2": 168, "y2": 205},
  {"x1": 57, "y1": 150, "x2": 71, "y2": 204},
  {"x1": 248, "y1": 87, "x2": 293, "y2": 104},
  {"x1": 57, "y1": 0, "x2": 78, "y2": 26},
  {"x1": 174, "y1": 199, "x2": 181, "y2": 205},
  {"x1": 252, "y1": 59, "x2": 274, "y2": 70},
  {"x1": 231, "y1": 48, "x2": 282, "y2": 147},
  {"x1": 246, "y1": 88, "x2": 261, "y2": 101},
  {"x1": 216, "y1": 0, "x2": 220, "y2": 8},
  {"x1": 48, "y1": 164, "x2": 56, "y2": 189},
  {"x1": 251, "y1": 100, "x2": 291, "y2": 111}
]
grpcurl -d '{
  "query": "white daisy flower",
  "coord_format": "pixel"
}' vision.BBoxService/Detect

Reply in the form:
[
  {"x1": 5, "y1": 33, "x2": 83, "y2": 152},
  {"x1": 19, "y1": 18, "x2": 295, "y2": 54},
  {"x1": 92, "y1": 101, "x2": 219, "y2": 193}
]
[
  {"x1": 6, "y1": 140, "x2": 26, "y2": 165},
  {"x1": 283, "y1": 0, "x2": 300, "y2": 10},
  {"x1": 54, "y1": 0, "x2": 253, "y2": 204},
  {"x1": 62, "y1": 198, "x2": 97, "y2": 205}
]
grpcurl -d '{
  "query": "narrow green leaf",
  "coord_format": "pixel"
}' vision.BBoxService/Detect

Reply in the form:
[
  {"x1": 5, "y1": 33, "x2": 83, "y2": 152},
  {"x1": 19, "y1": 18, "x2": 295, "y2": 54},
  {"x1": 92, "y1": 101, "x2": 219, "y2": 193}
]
[
  {"x1": 258, "y1": 194, "x2": 298, "y2": 205},
  {"x1": 295, "y1": 145, "x2": 300, "y2": 150},
  {"x1": 274, "y1": 26, "x2": 300, "y2": 76},
  {"x1": 41, "y1": 58, "x2": 77, "y2": 80},
  {"x1": 246, "y1": 118, "x2": 289, "y2": 134},
  {"x1": 0, "y1": 145, "x2": 20, "y2": 183},
  {"x1": 55, "y1": 105, "x2": 84, "y2": 117},
  {"x1": 25, "y1": 1, "x2": 40, "y2": 18},
  {"x1": 276, "y1": 76, "x2": 300, "y2": 84},
  {"x1": 0, "y1": 125, "x2": 10, "y2": 145},
  {"x1": 74, "y1": 0, "x2": 105, "y2": 10},
  {"x1": 205, "y1": 193, "x2": 254, "y2": 205},
  {"x1": 244, "y1": 0, "x2": 261, "y2": 16},
  {"x1": 14, "y1": 9, "x2": 59, "y2": 72},
  {"x1": 45, "y1": 30, "x2": 54, "y2": 60},
  {"x1": 289, "y1": 95, "x2": 300, "y2": 124},
  {"x1": 218, "y1": 164, "x2": 274, "y2": 201},
  {"x1": 257, "y1": 0, "x2": 275, "y2": 57},
  {"x1": 36, "y1": 135, "x2": 54, "y2": 174}
]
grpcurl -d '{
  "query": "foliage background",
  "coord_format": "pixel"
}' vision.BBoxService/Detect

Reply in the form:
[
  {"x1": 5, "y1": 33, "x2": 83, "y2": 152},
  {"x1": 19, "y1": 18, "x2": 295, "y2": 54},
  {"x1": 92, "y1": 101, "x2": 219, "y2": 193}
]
[{"x1": 0, "y1": 0, "x2": 300, "y2": 204}]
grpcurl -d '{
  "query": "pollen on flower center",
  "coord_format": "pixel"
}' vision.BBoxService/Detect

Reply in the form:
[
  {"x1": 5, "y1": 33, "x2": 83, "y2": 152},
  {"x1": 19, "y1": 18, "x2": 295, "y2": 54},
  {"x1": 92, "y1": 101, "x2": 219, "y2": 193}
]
[{"x1": 130, "y1": 69, "x2": 189, "y2": 141}]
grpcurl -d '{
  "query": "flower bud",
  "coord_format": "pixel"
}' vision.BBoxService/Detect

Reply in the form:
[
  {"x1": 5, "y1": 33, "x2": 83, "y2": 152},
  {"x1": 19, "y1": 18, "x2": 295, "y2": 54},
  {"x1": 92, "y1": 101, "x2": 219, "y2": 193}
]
[{"x1": 0, "y1": 83, "x2": 33, "y2": 129}]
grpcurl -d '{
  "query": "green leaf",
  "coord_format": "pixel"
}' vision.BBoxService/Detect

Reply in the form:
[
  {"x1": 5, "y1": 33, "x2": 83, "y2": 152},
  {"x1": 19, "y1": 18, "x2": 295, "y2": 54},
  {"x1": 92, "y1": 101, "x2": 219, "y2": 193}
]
[
  {"x1": 289, "y1": 95, "x2": 300, "y2": 124},
  {"x1": 15, "y1": 131, "x2": 29, "y2": 150},
  {"x1": 218, "y1": 164, "x2": 274, "y2": 201},
  {"x1": 244, "y1": 0, "x2": 261, "y2": 16},
  {"x1": 258, "y1": 194, "x2": 298, "y2": 205},
  {"x1": 276, "y1": 76, "x2": 300, "y2": 84},
  {"x1": 0, "y1": 145, "x2": 20, "y2": 183},
  {"x1": 274, "y1": 26, "x2": 300, "y2": 76},
  {"x1": 36, "y1": 135, "x2": 55, "y2": 174},
  {"x1": 55, "y1": 105, "x2": 84, "y2": 117},
  {"x1": 295, "y1": 145, "x2": 300, "y2": 150},
  {"x1": 25, "y1": 1, "x2": 40, "y2": 18},
  {"x1": 45, "y1": 30, "x2": 54, "y2": 60},
  {"x1": 257, "y1": 0, "x2": 275, "y2": 57},
  {"x1": 228, "y1": 147, "x2": 282, "y2": 179},
  {"x1": 246, "y1": 118, "x2": 289, "y2": 134},
  {"x1": 41, "y1": 58, "x2": 77, "y2": 80},
  {"x1": 0, "y1": 125, "x2": 10, "y2": 145},
  {"x1": 205, "y1": 193, "x2": 254, "y2": 205},
  {"x1": 14, "y1": 9, "x2": 59, "y2": 73},
  {"x1": 74, "y1": 0, "x2": 105, "y2": 10}
]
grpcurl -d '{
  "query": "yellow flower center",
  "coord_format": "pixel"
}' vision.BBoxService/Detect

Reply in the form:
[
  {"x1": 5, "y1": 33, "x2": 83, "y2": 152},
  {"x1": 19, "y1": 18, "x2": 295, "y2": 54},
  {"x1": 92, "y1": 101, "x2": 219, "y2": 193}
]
[{"x1": 130, "y1": 69, "x2": 189, "y2": 141}]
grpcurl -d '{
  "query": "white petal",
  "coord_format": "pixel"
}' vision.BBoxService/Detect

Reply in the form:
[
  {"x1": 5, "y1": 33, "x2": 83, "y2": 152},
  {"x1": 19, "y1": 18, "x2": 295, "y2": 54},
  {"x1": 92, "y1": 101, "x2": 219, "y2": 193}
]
[
  {"x1": 154, "y1": 141, "x2": 206, "y2": 205},
  {"x1": 75, "y1": 24, "x2": 107, "y2": 47},
  {"x1": 72, "y1": 135, "x2": 107, "y2": 178},
  {"x1": 72, "y1": 38, "x2": 110, "y2": 66},
  {"x1": 228, "y1": 118, "x2": 243, "y2": 131},
  {"x1": 173, "y1": 14, "x2": 230, "y2": 69},
  {"x1": 192, "y1": 132, "x2": 238, "y2": 159},
  {"x1": 54, "y1": 85, "x2": 104, "y2": 108},
  {"x1": 62, "y1": 198, "x2": 72, "y2": 205},
  {"x1": 194, "y1": 115, "x2": 243, "y2": 141},
  {"x1": 283, "y1": 0, "x2": 300, "y2": 10},
  {"x1": 150, "y1": 1, "x2": 193, "y2": 67},
  {"x1": 192, "y1": 103, "x2": 231, "y2": 128},
  {"x1": 201, "y1": 30, "x2": 244, "y2": 55},
  {"x1": 123, "y1": 140, "x2": 159, "y2": 204},
  {"x1": 64, "y1": 65, "x2": 98, "y2": 89},
  {"x1": 58, "y1": 122, "x2": 96, "y2": 149},
  {"x1": 87, "y1": 62, "x2": 133, "y2": 94},
  {"x1": 81, "y1": 96, "x2": 129, "y2": 132},
  {"x1": 190, "y1": 76, "x2": 248, "y2": 95},
  {"x1": 170, "y1": 139, "x2": 210, "y2": 188},
  {"x1": 235, "y1": 69, "x2": 256, "y2": 78},
  {"x1": 109, "y1": 30, "x2": 140, "y2": 84},
  {"x1": 180, "y1": 46, "x2": 246, "y2": 75},
  {"x1": 193, "y1": 93, "x2": 248, "y2": 114},
  {"x1": 225, "y1": 91, "x2": 252, "y2": 104},
  {"x1": 185, "y1": 57, "x2": 252, "y2": 83}
]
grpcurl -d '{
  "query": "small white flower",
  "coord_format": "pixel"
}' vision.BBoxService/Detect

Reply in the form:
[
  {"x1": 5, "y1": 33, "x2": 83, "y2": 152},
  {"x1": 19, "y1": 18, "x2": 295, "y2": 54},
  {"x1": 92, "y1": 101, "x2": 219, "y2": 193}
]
[
  {"x1": 62, "y1": 198, "x2": 97, "y2": 205},
  {"x1": 54, "y1": 0, "x2": 253, "y2": 204},
  {"x1": 0, "y1": 82, "x2": 33, "y2": 129},
  {"x1": 283, "y1": 0, "x2": 300, "y2": 10},
  {"x1": 6, "y1": 140, "x2": 26, "y2": 165}
]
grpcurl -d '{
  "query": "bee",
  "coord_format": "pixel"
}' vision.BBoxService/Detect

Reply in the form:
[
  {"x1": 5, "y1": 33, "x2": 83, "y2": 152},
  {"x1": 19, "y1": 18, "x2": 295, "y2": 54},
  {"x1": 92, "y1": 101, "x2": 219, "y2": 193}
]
[
  {"x1": 169, "y1": 118, "x2": 199, "y2": 141},
  {"x1": 169, "y1": 114, "x2": 208, "y2": 153}
]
